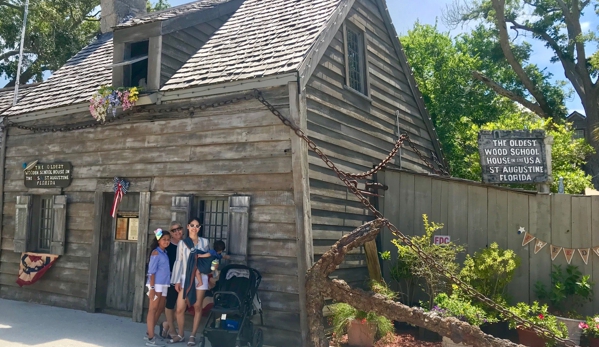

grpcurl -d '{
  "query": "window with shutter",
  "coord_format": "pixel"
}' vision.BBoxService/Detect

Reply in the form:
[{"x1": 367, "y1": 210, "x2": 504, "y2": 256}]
[
  {"x1": 50, "y1": 195, "x2": 67, "y2": 255},
  {"x1": 14, "y1": 195, "x2": 32, "y2": 253},
  {"x1": 196, "y1": 198, "x2": 229, "y2": 245},
  {"x1": 14, "y1": 194, "x2": 68, "y2": 254},
  {"x1": 227, "y1": 196, "x2": 250, "y2": 265},
  {"x1": 171, "y1": 195, "x2": 193, "y2": 235}
]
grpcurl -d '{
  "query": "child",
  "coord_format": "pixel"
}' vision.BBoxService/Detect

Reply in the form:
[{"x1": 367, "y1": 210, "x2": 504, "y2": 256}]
[
  {"x1": 195, "y1": 240, "x2": 230, "y2": 287},
  {"x1": 145, "y1": 228, "x2": 171, "y2": 346}
]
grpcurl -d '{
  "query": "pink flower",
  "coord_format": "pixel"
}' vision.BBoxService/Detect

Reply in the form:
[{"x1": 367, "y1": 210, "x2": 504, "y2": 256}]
[
  {"x1": 538, "y1": 314, "x2": 544, "y2": 320},
  {"x1": 579, "y1": 322, "x2": 589, "y2": 329}
]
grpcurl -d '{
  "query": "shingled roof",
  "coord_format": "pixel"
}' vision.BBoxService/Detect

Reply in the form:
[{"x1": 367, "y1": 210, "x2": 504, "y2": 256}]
[
  {"x1": 6, "y1": 34, "x2": 113, "y2": 116},
  {"x1": 162, "y1": 0, "x2": 340, "y2": 90},
  {"x1": 116, "y1": 0, "x2": 234, "y2": 28},
  {"x1": 0, "y1": 83, "x2": 41, "y2": 115},
  {"x1": 5, "y1": 0, "x2": 342, "y2": 116}
]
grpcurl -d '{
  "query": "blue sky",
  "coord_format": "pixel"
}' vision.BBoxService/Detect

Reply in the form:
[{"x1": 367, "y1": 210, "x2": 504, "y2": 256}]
[{"x1": 5, "y1": 0, "x2": 598, "y2": 114}]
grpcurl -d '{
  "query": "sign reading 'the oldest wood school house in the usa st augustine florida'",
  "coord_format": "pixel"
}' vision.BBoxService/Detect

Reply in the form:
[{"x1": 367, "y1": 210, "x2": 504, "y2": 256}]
[{"x1": 478, "y1": 130, "x2": 549, "y2": 184}]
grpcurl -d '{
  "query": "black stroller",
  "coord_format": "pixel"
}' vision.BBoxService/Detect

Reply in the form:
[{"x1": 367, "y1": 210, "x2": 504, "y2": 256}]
[{"x1": 199, "y1": 264, "x2": 264, "y2": 347}]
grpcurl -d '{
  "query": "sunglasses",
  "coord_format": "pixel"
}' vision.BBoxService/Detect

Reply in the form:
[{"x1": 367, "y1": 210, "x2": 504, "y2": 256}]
[
  {"x1": 189, "y1": 224, "x2": 201, "y2": 228},
  {"x1": 170, "y1": 227, "x2": 183, "y2": 232}
]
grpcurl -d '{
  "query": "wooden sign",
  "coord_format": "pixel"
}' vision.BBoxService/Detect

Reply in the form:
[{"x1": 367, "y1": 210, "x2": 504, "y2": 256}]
[
  {"x1": 24, "y1": 162, "x2": 72, "y2": 188},
  {"x1": 478, "y1": 130, "x2": 549, "y2": 184}
]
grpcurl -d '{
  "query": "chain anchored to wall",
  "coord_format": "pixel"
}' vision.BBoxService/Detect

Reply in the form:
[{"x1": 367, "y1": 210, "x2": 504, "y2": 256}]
[{"x1": 255, "y1": 89, "x2": 575, "y2": 347}]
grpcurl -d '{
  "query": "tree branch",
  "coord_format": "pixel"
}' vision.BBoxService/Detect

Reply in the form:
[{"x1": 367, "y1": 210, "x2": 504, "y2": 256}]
[
  {"x1": 0, "y1": 0, "x2": 21, "y2": 10},
  {"x1": 3, "y1": 63, "x2": 42, "y2": 88},
  {"x1": 490, "y1": 0, "x2": 553, "y2": 118},
  {"x1": 472, "y1": 70, "x2": 550, "y2": 118},
  {"x1": 554, "y1": 0, "x2": 588, "y2": 75}
]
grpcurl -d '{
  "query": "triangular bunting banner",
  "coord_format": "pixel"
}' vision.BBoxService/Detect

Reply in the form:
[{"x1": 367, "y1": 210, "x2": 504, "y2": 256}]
[
  {"x1": 564, "y1": 248, "x2": 575, "y2": 264},
  {"x1": 534, "y1": 240, "x2": 548, "y2": 254},
  {"x1": 593, "y1": 246, "x2": 599, "y2": 258},
  {"x1": 551, "y1": 246, "x2": 562, "y2": 261},
  {"x1": 522, "y1": 232, "x2": 535, "y2": 247},
  {"x1": 578, "y1": 248, "x2": 591, "y2": 265}
]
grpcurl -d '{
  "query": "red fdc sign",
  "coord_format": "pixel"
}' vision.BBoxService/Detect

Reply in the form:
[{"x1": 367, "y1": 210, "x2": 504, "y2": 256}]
[{"x1": 433, "y1": 235, "x2": 451, "y2": 245}]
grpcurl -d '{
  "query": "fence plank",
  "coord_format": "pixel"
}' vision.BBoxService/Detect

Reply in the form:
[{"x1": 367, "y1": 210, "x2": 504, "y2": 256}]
[
  {"x1": 591, "y1": 197, "x2": 599, "y2": 314},
  {"x1": 447, "y1": 182, "x2": 468, "y2": 263},
  {"x1": 487, "y1": 189, "x2": 509, "y2": 250},
  {"x1": 528, "y1": 194, "x2": 552, "y2": 304},
  {"x1": 507, "y1": 192, "x2": 530, "y2": 304},
  {"x1": 467, "y1": 185, "x2": 488, "y2": 254},
  {"x1": 430, "y1": 178, "x2": 449, "y2": 227},
  {"x1": 551, "y1": 195, "x2": 572, "y2": 270},
  {"x1": 571, "y1": 196, "x2": 592, "y2": 316},
  {"x1": 398, "y1": 172, "x2": 415, "y2": 236},
  {"x1": 413, "y1": 176, "x2": 432, "y2": 235}
]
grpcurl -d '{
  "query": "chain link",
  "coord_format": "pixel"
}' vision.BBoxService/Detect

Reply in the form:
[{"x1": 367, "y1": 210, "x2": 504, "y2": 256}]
[{"x1": 256, "y1": 90, "x2": 575, "y2": 347}]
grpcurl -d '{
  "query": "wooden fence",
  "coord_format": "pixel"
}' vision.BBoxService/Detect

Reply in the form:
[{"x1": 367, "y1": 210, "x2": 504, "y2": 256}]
[{"x1": 378, "y1": 168, "x2": 599, "y2": 315}]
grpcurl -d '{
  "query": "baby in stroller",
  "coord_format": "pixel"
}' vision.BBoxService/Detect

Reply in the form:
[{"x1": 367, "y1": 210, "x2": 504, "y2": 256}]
[{"x1": 195, "y1": 240, "x2": 230, "y2": 287}]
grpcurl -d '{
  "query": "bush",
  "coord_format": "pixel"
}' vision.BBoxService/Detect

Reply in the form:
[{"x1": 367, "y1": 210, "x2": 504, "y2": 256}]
[
  {"x1": 330, "y1": 303, "x2": 394, "y2": 341},
  {"x1": 432, "y1": 293, "x2": 497, "y2": 326},
  {"x1": 579, "y1": 315, "x2": 599, "y2": 339},
  {"x1": 534, "y1": 264, "x2": 594, "y2": 318},
  {"x1": 505, "y1": 301, "x2": 568, "y2": 342}
]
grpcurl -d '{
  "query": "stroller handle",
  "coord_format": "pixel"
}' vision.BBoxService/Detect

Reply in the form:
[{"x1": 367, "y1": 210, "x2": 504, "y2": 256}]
[{"x1": 213, "y1": 291, "x2": 243, "y2": 309}]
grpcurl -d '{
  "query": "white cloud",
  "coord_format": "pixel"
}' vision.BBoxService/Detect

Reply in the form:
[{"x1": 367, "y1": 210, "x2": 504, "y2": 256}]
[{"x1": 581, "y1": 22, "x2": 591, "y2": 31}]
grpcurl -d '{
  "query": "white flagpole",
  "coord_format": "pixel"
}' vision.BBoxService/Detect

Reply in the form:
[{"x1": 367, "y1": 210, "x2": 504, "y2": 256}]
[{"x1": 13, "y1": 0, "x2": 30, "y2": 106}]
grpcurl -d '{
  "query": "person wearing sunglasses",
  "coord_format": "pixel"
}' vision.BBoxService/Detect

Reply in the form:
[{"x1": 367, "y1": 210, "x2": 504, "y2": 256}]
[
  {"x1": 169, "y1": 218, "x2": 210, "y2": 346},
  {"x1": 159, "y1": 221, "x2": 184, "y2": 340}
]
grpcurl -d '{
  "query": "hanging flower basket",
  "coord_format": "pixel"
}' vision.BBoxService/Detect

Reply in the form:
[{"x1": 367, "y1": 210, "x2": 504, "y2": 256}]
[{"x1": 89, "y1": 86, "x2": 139, "y2": 122}]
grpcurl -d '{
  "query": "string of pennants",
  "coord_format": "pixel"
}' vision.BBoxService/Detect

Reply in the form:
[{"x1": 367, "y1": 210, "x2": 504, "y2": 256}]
[{"x1": 519, "y1": 227, "x2": 594, "y2": 265}]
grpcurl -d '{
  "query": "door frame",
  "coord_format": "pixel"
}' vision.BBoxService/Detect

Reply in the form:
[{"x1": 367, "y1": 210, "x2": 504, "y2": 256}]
[{"x1": 87, "y1": 178, "x2": 151, "y2": 322}]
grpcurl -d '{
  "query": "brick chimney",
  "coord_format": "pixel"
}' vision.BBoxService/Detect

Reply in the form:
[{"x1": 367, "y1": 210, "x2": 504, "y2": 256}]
[{"x1": 101, "y1": 0, "x2": 147, "y2": 33}]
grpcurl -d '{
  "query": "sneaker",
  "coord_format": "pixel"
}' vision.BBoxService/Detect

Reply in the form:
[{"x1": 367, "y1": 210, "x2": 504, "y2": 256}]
[{"x1": 146, "y1": 336, "x2": 165, "y2": 346}]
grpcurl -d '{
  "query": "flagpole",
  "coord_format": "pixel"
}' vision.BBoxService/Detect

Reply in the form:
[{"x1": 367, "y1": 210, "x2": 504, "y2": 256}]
[{"x1": 13, "y1": 0, "x2": 30, "y2": 106}]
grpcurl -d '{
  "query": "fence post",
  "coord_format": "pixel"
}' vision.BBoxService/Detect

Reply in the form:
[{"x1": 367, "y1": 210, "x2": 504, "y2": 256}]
[{"x1": 537, "y1": 135, "x2": 554, "y2": 194}]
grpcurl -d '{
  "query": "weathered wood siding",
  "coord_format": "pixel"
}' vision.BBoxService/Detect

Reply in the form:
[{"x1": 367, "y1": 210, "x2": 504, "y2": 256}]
[
  {"x1": 0, "y1": 86, "x2": 301, "y2": 346},
  {"x1": 160, "y1": 16, "x2": 230, "y2": 87},
  {"x1": 306, "y1": 0, "x2": 440, "y2": 286},
  {"x1": 380, "y1": 169, "x2": 599, "y2": 316}
]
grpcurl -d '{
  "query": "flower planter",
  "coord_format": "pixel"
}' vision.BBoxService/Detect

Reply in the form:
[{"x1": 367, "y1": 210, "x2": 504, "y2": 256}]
[
  {"x1": 589, "y1": 337, "x2": 599, "y2": 347},
  {"x1": 516, "y1": 327, "x2": 546, "y2": 347},
  {"x1": 347, "y1": 319, "x2": 375, "y2": 347},
  {"x1": 556, "y1": 316, "x2": 581, "y2": 345},
  {"x1": 442, "y1": 336, "x2": 472, "y2": 347}
]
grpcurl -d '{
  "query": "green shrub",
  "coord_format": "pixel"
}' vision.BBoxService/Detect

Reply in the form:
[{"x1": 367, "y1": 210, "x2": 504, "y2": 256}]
[
  {"x1": 330, "y1": 303, "x2": 394, "y2": 340},
  {"x1": 534, "y1": 264, "x2": 594, "y2": 318},
  {"x1": 505, "y1": 301, "x2": 568, "y2": 345},
  {"x1": 432, "y1": 293, "x2": 497, "y2": 326}
]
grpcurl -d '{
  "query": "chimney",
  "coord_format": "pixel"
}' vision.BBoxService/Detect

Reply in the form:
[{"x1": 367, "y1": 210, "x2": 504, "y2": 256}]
[{"x1": 101, "y1": 0, "x2": 147, "y2": 33}]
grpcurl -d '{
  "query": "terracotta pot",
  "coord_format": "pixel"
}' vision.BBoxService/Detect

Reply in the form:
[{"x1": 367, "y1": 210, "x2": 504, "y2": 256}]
[
  {"x1": 516, "y1": 327, "x2": 546, "y2": 347},
  {"x1": 442, "y1": 336, "x2": 473, "y2": 347},
  {"x1": 556, "y1": 316, "x2": 581, "y2": 346},
  {"x1": 590, "y1": 337, "x2": 599, "y2": 347},
  {"x1": 347, "y1": 319, "x2": 375, "y2": 347}
]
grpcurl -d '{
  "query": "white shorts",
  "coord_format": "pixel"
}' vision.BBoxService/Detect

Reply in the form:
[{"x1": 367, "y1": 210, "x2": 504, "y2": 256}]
[
  {"x1": 146, "y1": 284, "x2": 169, "y2": 297},
  {"x1": 180, "y1": 273, "x2": 209, "y2": 291}
]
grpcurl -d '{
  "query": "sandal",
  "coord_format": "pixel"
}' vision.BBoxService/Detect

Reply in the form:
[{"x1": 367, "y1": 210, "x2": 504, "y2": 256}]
[
  {"x1": 168, "y1": 335, "x2": 185, "y2": 344},
  {"x1": 187, "y1": 336, "x2": 196, "y2": 346},
  {"x1": 159, "y1": 322, "x2": 169, "y2": 339}
]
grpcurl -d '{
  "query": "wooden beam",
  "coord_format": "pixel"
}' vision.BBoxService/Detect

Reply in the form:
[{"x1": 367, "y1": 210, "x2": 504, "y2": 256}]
[
  {"x1": 288, "y1": 81, "x2": 313, "y2": 346},
  {"x1": 298, "y1": 0, "x2": 355, "y2": 91},
  {"x1": 87, "y1": 190, "x2": 104, "y2": 313},
  {"x1": 147, "y1": 36, "x2": 162, "y2": 91},
  {"x1": 0, "y1": 121, "x2": 7, "y2": 263},
  {"x1": 132, "y1": 191, "x2": 151, "y2": 322},
  {"x1": 113, "y1": 22, "x2": 162, "y2": 43},
  {"x1": 363, "y1": 240, "x2": 382, "y2": 282}
]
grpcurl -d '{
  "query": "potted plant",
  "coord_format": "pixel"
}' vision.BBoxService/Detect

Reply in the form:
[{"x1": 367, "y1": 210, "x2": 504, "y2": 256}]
[
  {"x1": 432, "y1": 293, "x2": 497, "y2": 347},
  {"x1": 579, "y1": 315, "x2": 599, "y2": 347},
  {"x1": 329, "y1": 282, "x2": 395, "y2": 347},
  {"x1": 459, "y1": 242, "x2": 521, "y2": 339},
  {"x1": 534, "y1": 264, "x2": 594, "y2": 345},
  {"x1": 505, "y1": 302, "x2": 568, "y2": 347},
  {"x1": 392, "y1": 214, "x2": 464, "y2": 341}
]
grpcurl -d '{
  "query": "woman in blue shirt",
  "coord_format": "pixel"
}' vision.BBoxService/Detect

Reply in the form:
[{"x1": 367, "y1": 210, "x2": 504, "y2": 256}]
[{"x1": 146, "y1": 229, "x2": 171, "y2": 346}]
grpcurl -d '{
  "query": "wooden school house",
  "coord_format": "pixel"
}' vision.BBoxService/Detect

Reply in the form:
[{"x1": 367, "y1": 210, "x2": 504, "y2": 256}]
[{"x1": 0, "y1": 0, "x2": 445, "y2": 345}]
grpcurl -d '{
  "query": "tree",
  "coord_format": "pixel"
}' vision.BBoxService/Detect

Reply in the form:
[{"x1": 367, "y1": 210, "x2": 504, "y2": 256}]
[
  {"x1": 402, "y1": 23, "x2": 592, "y2": 192},
  {"x1": 0, "y1": 0, "x2": 169, "y2": 88},
  {"x1": 446, "y1": 0, "x2": 599, "y2": 186}
]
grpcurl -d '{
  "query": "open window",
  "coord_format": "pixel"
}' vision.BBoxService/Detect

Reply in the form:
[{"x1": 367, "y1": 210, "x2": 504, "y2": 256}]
[
  {"x1": 14, "y1": 195, "x2": 67, "y2": 255},
  {"x1": 111, "y1": 40, "x2": 149, "y2": 88}
]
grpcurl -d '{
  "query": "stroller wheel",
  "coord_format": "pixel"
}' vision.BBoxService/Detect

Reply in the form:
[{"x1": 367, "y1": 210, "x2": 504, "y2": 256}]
[{"x1": 252, "y1": 328, "x2": 264, "y2": 347}]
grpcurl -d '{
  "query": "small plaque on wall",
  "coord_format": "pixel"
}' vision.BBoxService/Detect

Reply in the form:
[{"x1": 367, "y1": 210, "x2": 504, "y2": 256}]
[{"x1": 24, "y1": 162, "x2": 72, "y2": 188}]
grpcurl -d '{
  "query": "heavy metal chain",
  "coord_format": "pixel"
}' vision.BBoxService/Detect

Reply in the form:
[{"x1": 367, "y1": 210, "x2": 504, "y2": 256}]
[{"x1": 256, "y1": 90, "x2": 575, "y2": 347}]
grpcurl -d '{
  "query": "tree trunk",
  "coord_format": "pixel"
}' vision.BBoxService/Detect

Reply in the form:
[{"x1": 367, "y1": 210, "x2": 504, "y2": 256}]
[
  {"x1": 581, "y1": 94, "x2": 599, "y2": 188},
  {"x1": 305, "y1": 219, "x2": 525, "y2": 347}
]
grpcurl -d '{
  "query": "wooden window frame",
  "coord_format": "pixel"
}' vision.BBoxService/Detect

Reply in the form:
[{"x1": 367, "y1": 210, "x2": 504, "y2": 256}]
[
  {"x1": 195, "y1": 197, "x2": 229, "y2": 245},
  {"x1": 112, "y1": 36, "x2": 162, "y2": 92},
  {"x1": 14, "y1": 195, "x2": 67, "y2": 255},
  {"x1": 343, "y1": 22, "x2": 371, "y2": 100},
  {"x1": 30, "y1": 195, "x2": 55, "y2": 253}
]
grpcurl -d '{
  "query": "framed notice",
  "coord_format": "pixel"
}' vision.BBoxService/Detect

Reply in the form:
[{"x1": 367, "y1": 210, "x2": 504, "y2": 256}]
[
  {"x1": 478, "y1": 130, "x2": 549, "y2": 184},
  {"x1": 24, "y1": 162, "x2": 72, "y2": 188},
  {"x1": 115, "y1": 213, "x2": 139, "y2": 241}
]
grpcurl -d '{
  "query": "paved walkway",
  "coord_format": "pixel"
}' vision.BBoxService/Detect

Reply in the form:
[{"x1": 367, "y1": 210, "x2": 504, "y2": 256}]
[{"x1": 0, "y1": 298, "x2": 211, "y2": 347}]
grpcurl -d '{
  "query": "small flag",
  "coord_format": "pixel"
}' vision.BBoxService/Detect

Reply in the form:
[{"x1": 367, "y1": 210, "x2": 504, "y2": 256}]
[
  {"x1": 564, "y1": 248, "x2": 575, "y2": 264},
  {"x1": 578, "y1": 248, "x2": 591, "y2": 265},
  {"x1": 593, "y1": 246, "x2": 599, "y2": 258},
  {"x1": 551, "y1": 246, "x2": 562, "y2": 261},
  {"x1": 534, "y1": 240, "x2": 548, "y2": 254},
  {"x1": 522, "y1": 232, "x2": 535, "y2": 247}
]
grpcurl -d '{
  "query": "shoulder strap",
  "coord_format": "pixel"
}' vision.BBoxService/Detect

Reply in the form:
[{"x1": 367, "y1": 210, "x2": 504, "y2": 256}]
[{"x1": 182, "y1": 237, "x2": 194, "y2": 250}]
